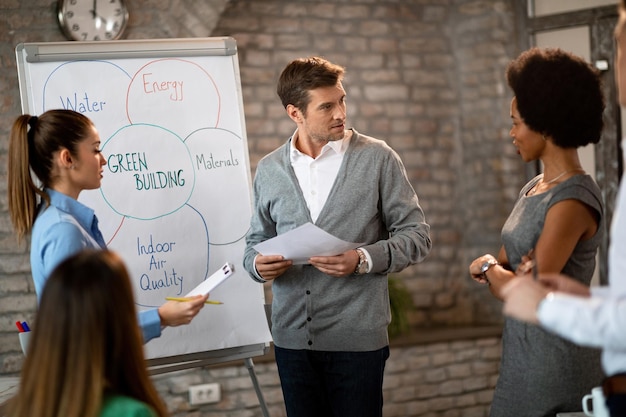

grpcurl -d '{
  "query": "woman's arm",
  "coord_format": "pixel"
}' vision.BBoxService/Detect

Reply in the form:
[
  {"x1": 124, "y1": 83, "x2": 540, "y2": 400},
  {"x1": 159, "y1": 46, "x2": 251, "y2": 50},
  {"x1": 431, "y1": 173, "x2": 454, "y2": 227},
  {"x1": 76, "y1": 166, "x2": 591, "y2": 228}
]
[
  {"x1": 533, "y1": 199, "x2": 598, "y2": 273},
  {"x1": 469, "y1": 199, "x2": 598, "y2": 300},
  {"x1": 469, "y1": 246, "x2": 516, "y2": 300}
]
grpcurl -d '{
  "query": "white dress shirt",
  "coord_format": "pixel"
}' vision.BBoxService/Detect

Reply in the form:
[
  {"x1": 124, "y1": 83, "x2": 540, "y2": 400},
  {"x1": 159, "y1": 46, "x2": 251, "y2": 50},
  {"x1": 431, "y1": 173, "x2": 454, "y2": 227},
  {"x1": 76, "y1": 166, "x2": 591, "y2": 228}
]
[
  {"x1": 290, "y1": 131, "x2": 348, "y2": 223},
  {"x1": 290, "y1": 129, "x2": 372, "y2": 271}
]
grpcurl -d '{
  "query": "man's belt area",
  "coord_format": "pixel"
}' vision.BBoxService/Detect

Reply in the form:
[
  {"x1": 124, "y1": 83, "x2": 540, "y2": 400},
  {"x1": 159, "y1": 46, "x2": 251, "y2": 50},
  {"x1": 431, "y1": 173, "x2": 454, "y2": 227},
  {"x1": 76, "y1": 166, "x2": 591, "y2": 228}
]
[{"x1": 603, "y1": 373, "x2": 626, "y2": 396}]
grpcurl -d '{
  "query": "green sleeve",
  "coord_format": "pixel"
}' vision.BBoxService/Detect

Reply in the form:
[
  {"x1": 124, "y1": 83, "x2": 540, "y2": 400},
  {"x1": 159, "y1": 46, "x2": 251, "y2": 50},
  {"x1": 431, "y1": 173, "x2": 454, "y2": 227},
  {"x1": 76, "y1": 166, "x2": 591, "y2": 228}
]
[{"x1": 99, "y1": 395, "x2": 157, "y2": 417}]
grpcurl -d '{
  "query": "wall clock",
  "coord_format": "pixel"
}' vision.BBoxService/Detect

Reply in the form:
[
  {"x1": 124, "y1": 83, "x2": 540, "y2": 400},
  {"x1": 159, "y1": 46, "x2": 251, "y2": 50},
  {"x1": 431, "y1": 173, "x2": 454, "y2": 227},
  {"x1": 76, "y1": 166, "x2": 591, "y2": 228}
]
[{"x1": 57, "y1": 0, "x2": 129, "y2": 41}]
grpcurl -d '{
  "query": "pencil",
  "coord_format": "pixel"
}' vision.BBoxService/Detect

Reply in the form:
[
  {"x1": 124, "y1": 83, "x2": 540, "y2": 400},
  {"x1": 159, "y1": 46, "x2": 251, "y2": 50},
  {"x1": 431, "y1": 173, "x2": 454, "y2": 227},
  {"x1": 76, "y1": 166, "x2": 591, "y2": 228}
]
[{"x1": 165, "y1": 296, "x2": 223, "y2": 305}]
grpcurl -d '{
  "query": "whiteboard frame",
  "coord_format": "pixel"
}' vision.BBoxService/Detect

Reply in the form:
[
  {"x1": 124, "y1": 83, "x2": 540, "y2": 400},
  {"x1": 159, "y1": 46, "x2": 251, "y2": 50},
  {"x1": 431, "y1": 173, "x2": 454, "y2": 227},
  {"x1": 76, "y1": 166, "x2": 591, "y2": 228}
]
[
  {"x1": 16, "y1": 37, "x2": 237, "y2": 114},
  {"x1": 15, "y1": 37, "x2": 270, "y2": 373}
]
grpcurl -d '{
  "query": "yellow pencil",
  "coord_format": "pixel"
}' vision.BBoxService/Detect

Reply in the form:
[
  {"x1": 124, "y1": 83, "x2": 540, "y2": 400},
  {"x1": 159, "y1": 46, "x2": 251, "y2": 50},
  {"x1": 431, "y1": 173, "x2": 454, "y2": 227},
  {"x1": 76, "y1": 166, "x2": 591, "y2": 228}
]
[{"x1": 165, "y1": 296, "x2": 223, "y2": 305}]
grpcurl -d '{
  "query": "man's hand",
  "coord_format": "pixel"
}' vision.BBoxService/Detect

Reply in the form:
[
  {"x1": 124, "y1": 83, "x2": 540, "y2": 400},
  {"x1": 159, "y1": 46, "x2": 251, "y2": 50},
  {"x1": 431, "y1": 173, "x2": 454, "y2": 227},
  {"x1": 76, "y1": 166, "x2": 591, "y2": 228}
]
[
  {"x1": 538, "y1": 273, "x2": 591, "y2": 296},
  {"x1": 158, "y1": 293, "x2": 209, "y2": 327},
  {"x1": 255, "y1": 254, "x2": 292, "y2": 281},
  {"x1": 501, "y1": 275, "x2": 549, "y2": 324},
  {"x1": 309, "y1": 249, "x2": 359, "y2": 277}
]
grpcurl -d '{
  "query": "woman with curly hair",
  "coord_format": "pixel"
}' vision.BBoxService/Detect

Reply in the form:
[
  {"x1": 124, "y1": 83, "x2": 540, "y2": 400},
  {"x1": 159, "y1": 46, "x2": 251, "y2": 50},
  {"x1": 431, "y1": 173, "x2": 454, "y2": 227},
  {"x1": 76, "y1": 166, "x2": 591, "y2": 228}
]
[
  {"x1": 501, "y1": 2, "x2": 626, "y2": 416},
  {"x1": 469, "y1": 47, "x2": 606, "y2": 416}
]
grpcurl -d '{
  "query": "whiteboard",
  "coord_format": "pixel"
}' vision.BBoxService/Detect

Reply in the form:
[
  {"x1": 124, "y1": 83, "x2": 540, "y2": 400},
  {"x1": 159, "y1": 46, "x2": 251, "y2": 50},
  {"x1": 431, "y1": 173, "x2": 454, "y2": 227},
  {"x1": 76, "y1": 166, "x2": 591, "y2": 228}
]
[{"x1": 15, "y1": 38, "x2": 272, "y2": 369}]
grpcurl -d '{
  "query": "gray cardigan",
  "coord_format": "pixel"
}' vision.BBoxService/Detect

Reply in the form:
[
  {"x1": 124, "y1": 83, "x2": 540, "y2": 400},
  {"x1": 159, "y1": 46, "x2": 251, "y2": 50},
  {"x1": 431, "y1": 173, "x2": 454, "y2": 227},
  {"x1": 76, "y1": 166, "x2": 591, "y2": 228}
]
[{"x1": 244, "y1": 129, "x2": 431, "y2": 351}]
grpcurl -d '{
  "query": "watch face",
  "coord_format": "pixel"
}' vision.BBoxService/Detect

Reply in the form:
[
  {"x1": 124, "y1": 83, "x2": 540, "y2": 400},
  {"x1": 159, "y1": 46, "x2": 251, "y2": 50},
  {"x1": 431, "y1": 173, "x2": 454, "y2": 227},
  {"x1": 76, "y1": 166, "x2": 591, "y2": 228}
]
[
  {"x1": 58, "y1": 0, "x2": 128, "y2": 41},
  {"x1": 481, "y1": 260, "x2": 497, "y2": 274}
]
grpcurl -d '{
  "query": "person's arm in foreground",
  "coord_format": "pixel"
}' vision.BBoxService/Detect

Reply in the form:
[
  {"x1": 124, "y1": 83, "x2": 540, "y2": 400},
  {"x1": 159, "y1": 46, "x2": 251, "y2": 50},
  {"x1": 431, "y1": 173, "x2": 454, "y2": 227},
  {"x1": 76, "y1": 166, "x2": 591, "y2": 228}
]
[{"x1": 501, "y1": 274, "x2": 626, "y2": 350}]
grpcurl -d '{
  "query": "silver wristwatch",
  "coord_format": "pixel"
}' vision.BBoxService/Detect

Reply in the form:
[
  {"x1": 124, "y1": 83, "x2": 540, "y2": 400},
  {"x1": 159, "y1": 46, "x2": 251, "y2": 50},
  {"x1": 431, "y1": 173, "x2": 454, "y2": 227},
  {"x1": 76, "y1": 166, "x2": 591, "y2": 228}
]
[
  {"x1": 354, "y1": 249, "x2": 369, "y2": 275},
  {"x1": 480, "y1": 258, "x2": 498, "y2": 278}
]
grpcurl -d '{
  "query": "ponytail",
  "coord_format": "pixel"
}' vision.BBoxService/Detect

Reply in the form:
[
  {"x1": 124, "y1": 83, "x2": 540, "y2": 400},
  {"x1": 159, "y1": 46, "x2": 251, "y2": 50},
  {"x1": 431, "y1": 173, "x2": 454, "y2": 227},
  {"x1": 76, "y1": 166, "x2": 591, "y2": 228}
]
[
  {"x1": 7, "y1": 109, "x2": 93, "y2": 242},
  {"x1": 8, "y1": 115, "x2": 47, "y2": 243}
]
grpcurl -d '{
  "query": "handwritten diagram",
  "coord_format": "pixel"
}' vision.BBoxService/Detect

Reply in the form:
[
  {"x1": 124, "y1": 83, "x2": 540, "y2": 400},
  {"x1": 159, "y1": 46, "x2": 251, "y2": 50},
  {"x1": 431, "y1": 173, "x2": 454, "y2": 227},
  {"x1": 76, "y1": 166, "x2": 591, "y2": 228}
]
[{"x1": 19, "y1": 41, "x2": 271, "y2": 359}]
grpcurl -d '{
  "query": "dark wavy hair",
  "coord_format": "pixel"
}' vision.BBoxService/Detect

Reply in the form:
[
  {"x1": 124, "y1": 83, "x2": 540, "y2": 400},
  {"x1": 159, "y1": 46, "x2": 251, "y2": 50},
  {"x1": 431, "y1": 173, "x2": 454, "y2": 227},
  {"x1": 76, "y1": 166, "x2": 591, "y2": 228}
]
[
  {"x1": 506, "y1": 47, "x2": 604, "y2": 148},
  {"x1": 277, "y1": 56, "x2": 345, "y2": 115}
]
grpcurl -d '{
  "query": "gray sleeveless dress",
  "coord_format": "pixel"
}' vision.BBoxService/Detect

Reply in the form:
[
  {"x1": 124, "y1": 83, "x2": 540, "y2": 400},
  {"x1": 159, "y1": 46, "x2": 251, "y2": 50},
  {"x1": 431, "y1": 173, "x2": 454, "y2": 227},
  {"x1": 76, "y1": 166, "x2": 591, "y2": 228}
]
[{"x1": 489, "y1": 174, "x2": 605, "y2": 417}]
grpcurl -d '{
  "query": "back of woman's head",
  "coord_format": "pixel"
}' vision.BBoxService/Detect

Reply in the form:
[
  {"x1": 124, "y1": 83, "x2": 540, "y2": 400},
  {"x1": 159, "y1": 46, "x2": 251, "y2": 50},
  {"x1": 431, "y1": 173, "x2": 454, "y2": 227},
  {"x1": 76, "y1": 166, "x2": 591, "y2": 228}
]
[
  {"x1": 36, "y1": 249, "x2": 140, "y2": 385},
  {"x1": 9, "y1": 250, "x2": 167, "y2": 417},
  {"x1": 8, "y1": 109, "x2": 95, "y2": 241},
  {"x1": 506, "y1": 47, "x2": 605, "y2": 148}
]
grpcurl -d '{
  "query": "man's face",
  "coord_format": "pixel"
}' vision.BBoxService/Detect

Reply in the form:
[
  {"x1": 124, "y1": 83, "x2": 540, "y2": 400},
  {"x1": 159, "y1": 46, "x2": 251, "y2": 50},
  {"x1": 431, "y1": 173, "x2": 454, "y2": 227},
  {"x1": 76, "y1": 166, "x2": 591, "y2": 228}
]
[{"x1": 299, "y1": 82, "x2": 347, "y2": 144}]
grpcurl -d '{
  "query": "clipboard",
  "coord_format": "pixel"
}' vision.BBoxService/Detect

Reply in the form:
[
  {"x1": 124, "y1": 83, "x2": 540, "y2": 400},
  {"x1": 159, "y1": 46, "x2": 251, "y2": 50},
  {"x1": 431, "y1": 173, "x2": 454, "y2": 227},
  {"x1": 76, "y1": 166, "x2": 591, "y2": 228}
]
[{"x1": 185, "y1": 262, "x2": 235, "y2": 296}]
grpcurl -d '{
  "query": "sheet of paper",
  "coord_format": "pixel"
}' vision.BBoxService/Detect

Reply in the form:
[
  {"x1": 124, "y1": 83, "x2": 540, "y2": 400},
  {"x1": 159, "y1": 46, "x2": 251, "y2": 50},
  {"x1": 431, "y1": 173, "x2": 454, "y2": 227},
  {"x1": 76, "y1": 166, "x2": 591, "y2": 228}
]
[
  {"x1": 185, "y1": 262, "x2": 234, "y2": 296},
  {"x1": 252, "y1": 222, "x2": 365, "y2": 264}
]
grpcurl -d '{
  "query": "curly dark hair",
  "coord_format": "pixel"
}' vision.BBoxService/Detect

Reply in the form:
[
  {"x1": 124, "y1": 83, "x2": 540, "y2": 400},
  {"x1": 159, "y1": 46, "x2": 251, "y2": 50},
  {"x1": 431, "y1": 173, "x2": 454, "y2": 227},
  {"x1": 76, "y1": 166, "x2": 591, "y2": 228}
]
[{"x1": 506, "y1": 47, "x2": 604, "y2": 148}]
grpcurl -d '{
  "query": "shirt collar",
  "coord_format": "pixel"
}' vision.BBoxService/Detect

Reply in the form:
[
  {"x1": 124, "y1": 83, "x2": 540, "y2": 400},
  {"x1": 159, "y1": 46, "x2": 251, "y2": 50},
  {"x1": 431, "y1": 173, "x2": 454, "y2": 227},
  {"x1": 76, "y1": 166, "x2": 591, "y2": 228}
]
[
  {"x1": 289, "y1": 129, "x2": 351, "y2": 162},
  {"x1": 45, "y1": 188, "x2": 97, "y2": 233}
]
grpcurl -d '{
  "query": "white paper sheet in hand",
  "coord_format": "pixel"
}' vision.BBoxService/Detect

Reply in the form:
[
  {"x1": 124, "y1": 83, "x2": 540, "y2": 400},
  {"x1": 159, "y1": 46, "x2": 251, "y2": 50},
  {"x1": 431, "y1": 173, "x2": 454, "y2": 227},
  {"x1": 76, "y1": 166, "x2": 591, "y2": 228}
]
[
  {"x1": 185, "y1": 262, "x2": 234, "y2": 296},
  {"x1": 252, "y1": 222, "x2": 365, "y2": 264}
]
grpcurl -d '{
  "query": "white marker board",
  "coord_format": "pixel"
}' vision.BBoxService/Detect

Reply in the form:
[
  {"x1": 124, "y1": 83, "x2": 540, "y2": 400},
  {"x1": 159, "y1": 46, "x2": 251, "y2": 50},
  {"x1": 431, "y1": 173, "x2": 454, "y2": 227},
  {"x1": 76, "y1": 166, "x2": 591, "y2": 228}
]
[{"x1": 15, "y1": 38, "x2": 272, "y2": 371}]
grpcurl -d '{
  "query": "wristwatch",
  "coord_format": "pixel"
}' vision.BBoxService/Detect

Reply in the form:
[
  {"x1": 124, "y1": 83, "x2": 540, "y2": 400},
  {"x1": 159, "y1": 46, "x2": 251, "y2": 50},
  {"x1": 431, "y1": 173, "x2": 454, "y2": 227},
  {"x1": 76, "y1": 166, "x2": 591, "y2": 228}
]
[
  {"x1": 354, "y1": 249, "x2": 369, "y2": 275},
  {"x1": 480, "y1": 258, "x2": 499, "y2": 279}
]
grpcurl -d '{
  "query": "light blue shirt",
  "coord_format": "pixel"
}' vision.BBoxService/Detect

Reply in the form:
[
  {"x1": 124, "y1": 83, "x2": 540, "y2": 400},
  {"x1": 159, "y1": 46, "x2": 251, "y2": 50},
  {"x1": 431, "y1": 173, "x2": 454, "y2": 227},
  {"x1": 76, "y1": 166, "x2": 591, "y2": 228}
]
[{"x1": 31, "y1": 189, "x2": 162, "y2": 343}]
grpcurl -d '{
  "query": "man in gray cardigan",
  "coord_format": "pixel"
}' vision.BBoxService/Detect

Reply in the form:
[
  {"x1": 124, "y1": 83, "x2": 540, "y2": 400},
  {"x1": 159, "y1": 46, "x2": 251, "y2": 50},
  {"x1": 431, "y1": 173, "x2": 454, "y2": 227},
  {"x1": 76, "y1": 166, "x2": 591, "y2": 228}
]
[{"x1": 243, "y1": 56, "x2": 431, "y2": 417}]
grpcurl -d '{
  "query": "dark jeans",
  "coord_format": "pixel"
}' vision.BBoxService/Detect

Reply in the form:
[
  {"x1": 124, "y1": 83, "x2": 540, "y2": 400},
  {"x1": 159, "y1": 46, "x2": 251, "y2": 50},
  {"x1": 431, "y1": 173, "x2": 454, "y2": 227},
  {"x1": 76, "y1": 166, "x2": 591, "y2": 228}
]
[
  {"x1": 607, "y1": 393, "x2": 626, "y2": 417},
  {"x1": 274, "y1": 345, "x2": 390, "y2": 417}
]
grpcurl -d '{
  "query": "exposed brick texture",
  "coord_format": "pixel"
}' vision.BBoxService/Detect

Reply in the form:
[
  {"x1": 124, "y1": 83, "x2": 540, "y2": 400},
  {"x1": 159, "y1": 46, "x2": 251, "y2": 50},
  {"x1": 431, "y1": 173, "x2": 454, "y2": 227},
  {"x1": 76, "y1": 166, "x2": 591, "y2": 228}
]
[{"x1": 0, "y1": 0, "x2": 527, "y2": 415}]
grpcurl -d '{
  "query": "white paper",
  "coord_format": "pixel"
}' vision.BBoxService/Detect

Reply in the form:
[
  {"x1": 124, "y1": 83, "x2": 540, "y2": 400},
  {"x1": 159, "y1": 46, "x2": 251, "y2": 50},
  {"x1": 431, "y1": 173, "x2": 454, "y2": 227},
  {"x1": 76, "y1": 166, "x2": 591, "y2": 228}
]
[
  {"x1": 185, "y1": 262, "x2": 234, "y2": 296},
  {"x1": 253, "y1": 222, "x2": 365, "y2": 264}
]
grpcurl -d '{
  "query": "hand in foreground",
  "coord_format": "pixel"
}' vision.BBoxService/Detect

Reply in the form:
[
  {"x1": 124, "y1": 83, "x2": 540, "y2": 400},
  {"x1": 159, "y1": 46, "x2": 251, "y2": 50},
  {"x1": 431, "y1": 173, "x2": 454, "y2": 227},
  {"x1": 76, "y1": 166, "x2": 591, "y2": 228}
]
[
  {"x1": 158, "y1": 293, "x2": 209, "y2": 327},
  {"x1": 537, "y1": 273, "x2": 591, "y2": 296},
  {"x1": 515, "y1": 249, "x2": 535, "y2": 276},
  {"x1": 255, "y1": 254, "x2": 292, "y2": 281},
  {"x1": 500, "y1": 275, "x2": 549, "y2": 324},
  {"x1": 309, "y1": 249, "x2": 359, "y2": 277}
]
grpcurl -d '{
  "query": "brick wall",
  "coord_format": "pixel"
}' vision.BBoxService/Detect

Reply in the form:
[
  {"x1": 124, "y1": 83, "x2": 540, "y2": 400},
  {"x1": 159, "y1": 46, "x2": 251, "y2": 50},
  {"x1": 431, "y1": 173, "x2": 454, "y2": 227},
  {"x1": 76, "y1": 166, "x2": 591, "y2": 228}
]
[
  {"x1": 211, "y1": 0, "x2": 523, "y2": 327},
  {"x1": 151, "y1": 335, "x2": 501, "y2": 417},
  {"x1": 0, "y1": 0, "x2": 522, "y2": 415}
]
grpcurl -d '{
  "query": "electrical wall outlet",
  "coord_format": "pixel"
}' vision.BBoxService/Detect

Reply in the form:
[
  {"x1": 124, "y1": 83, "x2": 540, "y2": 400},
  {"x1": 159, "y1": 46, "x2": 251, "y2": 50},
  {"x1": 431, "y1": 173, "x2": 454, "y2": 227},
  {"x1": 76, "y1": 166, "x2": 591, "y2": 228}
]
[{"x1": 189, "y1": 383, "x2": 221, "y2": 405}]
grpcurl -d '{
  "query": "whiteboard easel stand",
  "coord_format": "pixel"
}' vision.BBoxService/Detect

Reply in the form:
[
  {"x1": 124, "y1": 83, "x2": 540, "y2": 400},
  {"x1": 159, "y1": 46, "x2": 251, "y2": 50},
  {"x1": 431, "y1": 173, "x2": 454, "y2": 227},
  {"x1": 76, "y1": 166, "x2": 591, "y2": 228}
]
[
  {"x1": 15, "y1": 38, "x2": 273, "y2": 417},
  {"x1": 147, "y1": 343, "x2": 270, "y2": 416},
  {"x1": 245, "y1": 357, "x2": 271, "y2": 417}
]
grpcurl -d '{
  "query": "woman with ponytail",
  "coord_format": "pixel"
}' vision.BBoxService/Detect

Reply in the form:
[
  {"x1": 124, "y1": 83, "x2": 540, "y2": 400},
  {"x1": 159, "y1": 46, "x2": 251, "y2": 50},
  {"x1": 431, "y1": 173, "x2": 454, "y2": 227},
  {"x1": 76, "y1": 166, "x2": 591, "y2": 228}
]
[{"x1": 7, "y1": 109, "x2": 207, "y2": 343}]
